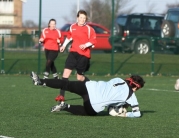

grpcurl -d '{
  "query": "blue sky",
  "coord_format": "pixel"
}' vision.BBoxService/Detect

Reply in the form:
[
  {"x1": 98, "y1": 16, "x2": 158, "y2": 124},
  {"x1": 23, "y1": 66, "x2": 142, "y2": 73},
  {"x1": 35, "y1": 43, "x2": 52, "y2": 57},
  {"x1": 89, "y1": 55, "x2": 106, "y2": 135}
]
[
  {"x1": 22, "y1": 0, "x2": 178, "y2": 28},
  {"x1": 22, "y1": 0, "x2": 87, "y2": 28}
]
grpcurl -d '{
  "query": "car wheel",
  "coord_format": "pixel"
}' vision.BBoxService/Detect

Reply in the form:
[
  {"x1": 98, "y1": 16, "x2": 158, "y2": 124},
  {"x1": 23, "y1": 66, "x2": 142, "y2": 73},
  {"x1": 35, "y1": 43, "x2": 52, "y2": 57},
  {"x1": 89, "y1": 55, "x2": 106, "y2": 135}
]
[
  {"x1": 161, "y1": 20, "x2": 175, "y2": 37},
  {"x1": 135, "y1": 40, "x2": 150, "y2": 54},
  {"x1": 113, "y1": 23, "x2": 123, "y2": 36}
]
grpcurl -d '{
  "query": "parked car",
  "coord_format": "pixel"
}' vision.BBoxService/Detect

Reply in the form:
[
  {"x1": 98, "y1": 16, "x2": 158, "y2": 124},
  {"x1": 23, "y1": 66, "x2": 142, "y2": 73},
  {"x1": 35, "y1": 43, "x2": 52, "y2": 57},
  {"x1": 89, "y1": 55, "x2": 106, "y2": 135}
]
[
  {"x1": 109, "y1": 13, "x2": 164, "y2": 54},
  {"x1": 60, "y1": 22, "x2": 112, "y2": 52},
  {"x1": 160, "y1": 7, "x2": 179, "y2": 54}
]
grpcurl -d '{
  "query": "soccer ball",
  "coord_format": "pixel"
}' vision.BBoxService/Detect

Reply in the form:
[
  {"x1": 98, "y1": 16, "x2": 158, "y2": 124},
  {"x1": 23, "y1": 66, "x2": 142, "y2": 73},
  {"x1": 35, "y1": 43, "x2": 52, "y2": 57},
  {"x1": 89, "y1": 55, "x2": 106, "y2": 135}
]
[
  {"x1": 174, "y1": 79, "x2": 179, "y2": 91},
  {"x1": 108, "y1": 106, "x2": 126, "y2": 116}
]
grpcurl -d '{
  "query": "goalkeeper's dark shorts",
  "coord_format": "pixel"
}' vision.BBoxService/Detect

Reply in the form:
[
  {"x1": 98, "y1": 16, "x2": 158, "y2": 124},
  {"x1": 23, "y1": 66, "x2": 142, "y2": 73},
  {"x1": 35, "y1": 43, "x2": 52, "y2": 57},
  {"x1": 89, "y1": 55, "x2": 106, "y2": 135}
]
[{"x1": 65, "y1": 52, "x2": 90, "y2": 75}]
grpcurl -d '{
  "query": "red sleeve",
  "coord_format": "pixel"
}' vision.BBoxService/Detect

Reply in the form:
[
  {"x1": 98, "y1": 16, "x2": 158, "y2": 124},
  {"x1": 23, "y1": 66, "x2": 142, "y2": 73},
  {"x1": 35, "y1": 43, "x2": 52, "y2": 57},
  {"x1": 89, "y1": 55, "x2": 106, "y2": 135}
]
[
  {"x1": 56, "y1": 29, "x2": 63, "y2": 42},
  {"x1": 89, "y1": 27, "x2": 96, "y2": 45}
]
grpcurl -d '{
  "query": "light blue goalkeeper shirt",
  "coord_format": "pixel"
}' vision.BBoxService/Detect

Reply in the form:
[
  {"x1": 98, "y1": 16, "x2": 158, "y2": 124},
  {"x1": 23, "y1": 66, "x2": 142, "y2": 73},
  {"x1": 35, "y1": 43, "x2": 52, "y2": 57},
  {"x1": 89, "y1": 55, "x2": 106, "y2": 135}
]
[{"x1": 85, "y1": 78, "x2": 140, "y2": 118}]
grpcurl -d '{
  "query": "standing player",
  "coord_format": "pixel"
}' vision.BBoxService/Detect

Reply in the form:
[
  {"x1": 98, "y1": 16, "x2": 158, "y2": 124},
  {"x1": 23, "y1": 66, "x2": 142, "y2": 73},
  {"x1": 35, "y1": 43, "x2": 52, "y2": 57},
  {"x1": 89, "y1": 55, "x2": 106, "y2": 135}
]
[
  {"x1": 39, "y1": 19, "x2": 62, "y2": 79},
  {"x1": 57, "y1": 10, "x2": 96, "y2": 102},
  {"x1": 31, "y1": 72, "x2": 145, "y2": 117}
]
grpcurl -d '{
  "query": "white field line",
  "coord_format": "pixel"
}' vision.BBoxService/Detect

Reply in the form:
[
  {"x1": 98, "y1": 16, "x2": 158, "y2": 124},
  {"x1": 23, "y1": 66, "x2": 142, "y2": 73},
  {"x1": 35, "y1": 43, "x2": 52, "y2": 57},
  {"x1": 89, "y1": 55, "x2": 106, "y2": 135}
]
[
  {"x1": 144, "y1": 88, "x2": 179, "y2": 93},
  {"x1": 0, "y1": 135, "x2": 14, "y2": 138}
]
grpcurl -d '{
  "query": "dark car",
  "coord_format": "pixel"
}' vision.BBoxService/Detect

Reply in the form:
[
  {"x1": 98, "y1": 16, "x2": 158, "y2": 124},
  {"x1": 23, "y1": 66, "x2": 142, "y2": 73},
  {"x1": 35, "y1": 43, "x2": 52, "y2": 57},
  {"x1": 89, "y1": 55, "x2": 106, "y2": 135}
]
[
  {"x1": 60, "y1": 22, "x2": 112, "y2": 52},
  {"x1": 110, "y1": 13, "x2": 164, "y2": 54},
  {"x1": 160, "y1": 7, "x2": 179, "y2": 54}
]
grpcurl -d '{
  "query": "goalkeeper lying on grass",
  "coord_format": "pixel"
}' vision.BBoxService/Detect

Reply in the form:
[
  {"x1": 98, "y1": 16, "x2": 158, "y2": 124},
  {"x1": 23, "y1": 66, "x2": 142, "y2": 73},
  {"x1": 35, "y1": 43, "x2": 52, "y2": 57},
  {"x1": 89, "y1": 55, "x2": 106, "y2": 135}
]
[{"x1": 30, "y1": 72, "x2": 145, "y2": 118}]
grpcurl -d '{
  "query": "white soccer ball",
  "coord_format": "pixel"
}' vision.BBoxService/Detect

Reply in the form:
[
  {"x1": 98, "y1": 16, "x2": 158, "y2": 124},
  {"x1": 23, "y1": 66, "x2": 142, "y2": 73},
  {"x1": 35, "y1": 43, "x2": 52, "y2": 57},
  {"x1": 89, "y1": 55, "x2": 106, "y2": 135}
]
[
  {"x1": 174, "y1": 79, "x2": 179, "y2": 91},
  {"x1": 108, "y1": 106, "x2": 125, "y2": 116}
]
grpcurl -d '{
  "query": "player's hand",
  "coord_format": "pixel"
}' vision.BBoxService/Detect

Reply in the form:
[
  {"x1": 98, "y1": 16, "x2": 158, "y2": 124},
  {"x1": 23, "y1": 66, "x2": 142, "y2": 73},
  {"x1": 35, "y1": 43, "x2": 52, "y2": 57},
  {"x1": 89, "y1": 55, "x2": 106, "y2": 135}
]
[
  {"x1": 79, "y1": 44, "x2": 87, "y2": 50},
  {"x1": 60, "y1": 46, "x2": 65, "y2": 52},
  {"x1": 39, "y1": 38, "x2": 44, "y2": 43}
]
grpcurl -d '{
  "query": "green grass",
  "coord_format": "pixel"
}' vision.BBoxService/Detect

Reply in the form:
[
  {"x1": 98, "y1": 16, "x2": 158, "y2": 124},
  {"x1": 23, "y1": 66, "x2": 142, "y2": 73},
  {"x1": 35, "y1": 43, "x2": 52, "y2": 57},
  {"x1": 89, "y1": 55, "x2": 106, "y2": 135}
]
[
  {"x1": 0, "y1": 75, "x2": 179, "y2": 138},
  {"x1": 1, "y1": 51, "x2": 179, "y2": 75}
]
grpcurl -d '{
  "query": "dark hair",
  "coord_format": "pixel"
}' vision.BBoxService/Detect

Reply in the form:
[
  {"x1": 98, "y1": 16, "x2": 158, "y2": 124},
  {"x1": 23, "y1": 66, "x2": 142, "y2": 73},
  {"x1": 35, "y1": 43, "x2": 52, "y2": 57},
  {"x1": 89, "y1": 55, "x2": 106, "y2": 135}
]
[
  {"x1": 48, "y1": 19, "x2": 56, "y2": 27},
  {"x1": 77, "y1": 10, "x2": 88, "y2": 21},
  {"x1": 126, "y1": 75, "x2": 145, "y2": 89}
]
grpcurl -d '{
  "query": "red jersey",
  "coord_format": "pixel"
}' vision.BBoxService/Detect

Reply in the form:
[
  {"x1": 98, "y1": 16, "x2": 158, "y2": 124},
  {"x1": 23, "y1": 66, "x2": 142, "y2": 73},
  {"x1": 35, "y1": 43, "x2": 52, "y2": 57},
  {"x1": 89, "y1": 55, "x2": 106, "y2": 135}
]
[
  {"x1": 40, "y1": 28, "x2": 62, "y2": 51},
  {"x1": 67, "y1": 23, "x2": 96, "y2": 58}
]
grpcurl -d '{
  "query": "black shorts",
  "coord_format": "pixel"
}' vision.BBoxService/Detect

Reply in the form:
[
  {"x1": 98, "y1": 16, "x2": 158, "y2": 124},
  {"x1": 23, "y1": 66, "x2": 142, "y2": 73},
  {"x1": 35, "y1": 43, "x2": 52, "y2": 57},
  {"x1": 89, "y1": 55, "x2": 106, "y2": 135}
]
[
  {"x1": 45, "y1": 49, "x2": 59, "y2": 61},
  {"x1": 65, "y1": 52, "x2": 90, "y2": 75}
]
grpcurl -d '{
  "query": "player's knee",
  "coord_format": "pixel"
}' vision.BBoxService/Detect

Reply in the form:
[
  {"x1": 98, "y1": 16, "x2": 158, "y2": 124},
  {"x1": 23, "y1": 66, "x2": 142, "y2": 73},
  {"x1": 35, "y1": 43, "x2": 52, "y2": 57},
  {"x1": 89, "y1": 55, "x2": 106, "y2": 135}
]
[
  {"x1": 76, "y1": 75, "x2": 84, "y2": 81},
  {"x1": 62, "y1": 69, "x2": 72, "y2": 78}
]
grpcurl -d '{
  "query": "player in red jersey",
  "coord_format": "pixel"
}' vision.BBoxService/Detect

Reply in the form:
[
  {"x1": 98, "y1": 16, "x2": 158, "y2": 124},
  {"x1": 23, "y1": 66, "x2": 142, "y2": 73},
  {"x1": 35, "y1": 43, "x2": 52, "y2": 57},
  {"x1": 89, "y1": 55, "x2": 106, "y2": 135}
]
[
  {"x1": 39, "y1": 19, "x2": 62, "y2": 79},
  {"x1": 56, "y1": 10, "x2": 96, "y2": 102}
]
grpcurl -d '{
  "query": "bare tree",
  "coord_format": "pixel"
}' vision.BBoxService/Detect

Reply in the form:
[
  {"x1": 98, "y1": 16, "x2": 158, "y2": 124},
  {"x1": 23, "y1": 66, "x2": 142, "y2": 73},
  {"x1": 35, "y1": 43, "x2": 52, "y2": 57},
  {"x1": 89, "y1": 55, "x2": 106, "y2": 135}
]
[
  {"x1": 82, "y1": 0, "x2": 121, "y2": 29},
  {"x1": 62, "y1": 2, "x2": 77, "y2": 24},
  {"x1": 118, "y1": 0, "x2": 135, "y2": 14},
  {"x1": 41, "y1": 21, "x2": 47, "y2": 28},
  {"x1": 63, "y1": 0, "x2": 179, "y2": 29},
  {"x1": 23, "y1": 20, "x2": 38, "y2": 28},
  {"x1": 166, "y1": 2, "x2": 179, "y2": 13},
  {"x1": 63, "y1": 0, "x2": 121, "y2": 29}
]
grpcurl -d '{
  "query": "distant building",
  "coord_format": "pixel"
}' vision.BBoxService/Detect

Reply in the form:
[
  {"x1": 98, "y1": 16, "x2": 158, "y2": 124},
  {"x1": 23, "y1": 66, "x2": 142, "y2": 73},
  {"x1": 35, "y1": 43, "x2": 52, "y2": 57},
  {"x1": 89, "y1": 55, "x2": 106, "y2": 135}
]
[
  {"x1": 0, "y1": 0, "x2": 38, "y2": 49},
  {"x1": 0, "y1": 0, "x2": 22, "y2": 34},
  {"x1": 0, "y1": 0, "x2": 38, "y2": 35}
]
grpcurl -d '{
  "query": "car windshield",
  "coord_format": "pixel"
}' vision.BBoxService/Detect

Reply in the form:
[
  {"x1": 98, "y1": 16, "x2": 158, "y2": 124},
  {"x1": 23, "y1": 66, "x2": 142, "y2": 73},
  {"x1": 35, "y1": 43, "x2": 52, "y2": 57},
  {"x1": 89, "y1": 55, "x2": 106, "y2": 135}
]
[
  {"x1": 166, "y1": 11, "x2": 179, "y2": 23},
  {"x1": 116, "y1": 16, "x2": 127, "y2": 26},
  {"x1": 60, "y1": 24, "x2": 71, "y2": 31}
]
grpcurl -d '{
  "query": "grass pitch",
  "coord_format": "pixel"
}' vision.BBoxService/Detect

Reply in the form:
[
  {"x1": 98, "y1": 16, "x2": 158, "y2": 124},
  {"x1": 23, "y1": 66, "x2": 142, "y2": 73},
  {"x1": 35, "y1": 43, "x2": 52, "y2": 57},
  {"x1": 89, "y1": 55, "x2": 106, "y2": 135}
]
[
  {"x1": 1, "y1": 51, "x2": 179, "y2": 75},
  {"x1": 0, "y1": 75, "x2": 179, "y2": 138}
]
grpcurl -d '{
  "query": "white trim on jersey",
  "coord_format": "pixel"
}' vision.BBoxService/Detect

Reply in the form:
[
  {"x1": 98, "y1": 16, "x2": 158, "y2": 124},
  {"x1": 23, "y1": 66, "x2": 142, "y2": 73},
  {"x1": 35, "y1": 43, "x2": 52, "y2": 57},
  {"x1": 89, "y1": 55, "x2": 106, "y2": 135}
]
[
  {"x1": 62, "y1": 38, "x2": 72, "y2": 48},
  {"x1": 42, "y1": 28, "x2": 48, "y2": 39},
  {"x1": 86, "y1": 24, "x2": 95, "y2": 48},
  {"x1": 56, "y1": 29, "x2": 61, "y2": 37},
  {"x1": 85, "y1": 42, "x2": 93, "y2": 47},
  {"x1": 86, "y1": 25, "x2": 91, "y2": 39}
]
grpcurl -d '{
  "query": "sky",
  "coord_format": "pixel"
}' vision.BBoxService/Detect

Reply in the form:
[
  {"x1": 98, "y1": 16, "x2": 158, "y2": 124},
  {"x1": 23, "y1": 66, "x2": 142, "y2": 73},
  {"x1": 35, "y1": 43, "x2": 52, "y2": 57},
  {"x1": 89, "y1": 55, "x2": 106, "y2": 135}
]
[
  {"x1": 22, "y1": 0, "x2": 88, "y2": 28},
  {"x1": 22, "y1": 0, "x2": 178, "y2": 28}
]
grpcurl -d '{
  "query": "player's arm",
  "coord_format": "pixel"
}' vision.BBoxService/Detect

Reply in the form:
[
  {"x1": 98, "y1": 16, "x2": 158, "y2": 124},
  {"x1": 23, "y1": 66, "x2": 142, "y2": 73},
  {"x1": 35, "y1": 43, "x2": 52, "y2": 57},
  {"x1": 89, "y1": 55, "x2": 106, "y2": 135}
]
[
  {"x1": 56, "y1": 29, "x2": 62, "y2": 46},
  {"x1": 60, "y1": 28, "x2": 72, "y2": 52},
  {"x1": 39, "y1": 28, "x2": 46, "y2": 43},
  {"x1": 84, "y1": 27, "x2": 96, "y2": 48},
  {"x1": 122, "y1": 93, "x2": 141, "y2": 118},
  {"x1": 125, "y1": 105, "x2": 141, "y2": 118}
]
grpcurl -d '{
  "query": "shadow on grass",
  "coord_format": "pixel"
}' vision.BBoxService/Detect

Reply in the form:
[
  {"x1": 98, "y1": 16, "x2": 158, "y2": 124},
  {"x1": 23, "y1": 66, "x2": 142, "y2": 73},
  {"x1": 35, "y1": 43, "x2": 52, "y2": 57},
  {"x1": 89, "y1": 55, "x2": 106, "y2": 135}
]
[
  {"x1": 97, "y1": 111, "x2": 109, "y2": 116},
  {"x1": 52, "y1": 110, "x2": 156, "y2": 117},
  {"x1": 141, "y1": 110, "x2": 156, "y2": 117},
  {"x1": 155, "y1": 64, "x2": 162, "y2": 75},
  {"x1": 115, "y1": 54, "x2": 134, "y2": 74},
  {"x1": 6, "y1": 59, "x2": 19, "y2": 74},
  {"x1": 97, "y1": 110, "x2": 156, "y2": 117}
]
